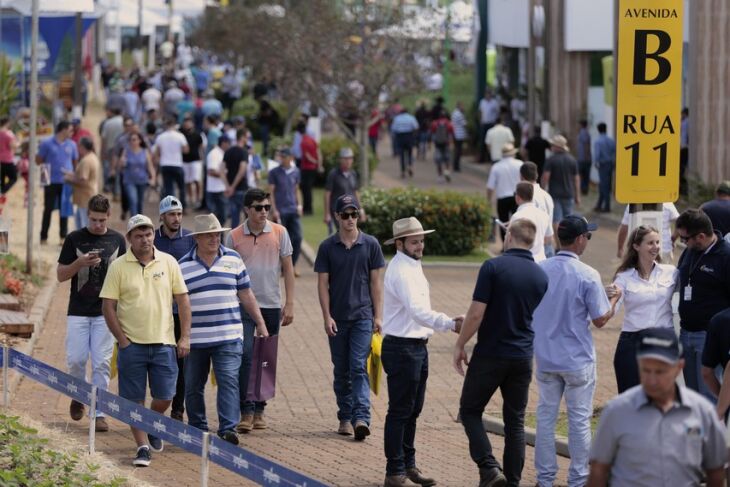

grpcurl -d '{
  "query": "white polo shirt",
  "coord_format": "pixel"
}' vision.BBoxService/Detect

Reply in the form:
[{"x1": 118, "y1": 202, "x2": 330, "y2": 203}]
[
  {"x1": 511, "y1": 202, "x2": 553, "y2": 262},
  {"x1": 154, "y1": 129, "x2": 188, "y2": 168},
  {"x1": 486, "y1": 157, "x2": 523, "y2": 199}
]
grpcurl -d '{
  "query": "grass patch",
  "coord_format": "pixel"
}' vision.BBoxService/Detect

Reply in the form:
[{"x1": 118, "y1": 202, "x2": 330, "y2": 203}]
[{"x1": 399, "y1": 65, "x2": 475, "y2": 113}]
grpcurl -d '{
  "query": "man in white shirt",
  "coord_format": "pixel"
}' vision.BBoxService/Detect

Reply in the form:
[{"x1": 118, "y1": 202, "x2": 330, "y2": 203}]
[
  {"x1": 381, "y1": 217, "x2": 463, "y2": 487},
  {"x1": 142, "y1": 85, "x2": 162, "y2": 112},
  {"x1": 205, "y1": 136, "x2": 231, "y2": 225},
  {"x1": 485, "y1": 111, "x2": 514, "y2": 163},
  {"x1": 486, "y1": 143, "x2": 523, "y2": 241},
  {"x1": 520, "y1": 161, "x2": 555, "y2": 256},
  {"x1": 478, "y1": 91, "x2": 501, "y2": 163},
  {"x1": 617, "y1": 203, "x2": 679, "y2": 262},
  {"x1": 154, "y1": 118, "x2": 190, "y2": 209},
  {"x1": 511, "y1": 182, "x2": 553, "y2": 262}
]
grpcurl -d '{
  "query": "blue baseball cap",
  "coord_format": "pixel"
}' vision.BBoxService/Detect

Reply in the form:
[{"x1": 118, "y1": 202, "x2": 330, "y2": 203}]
[
  {"x1": 335, "y1": 194, "x2": 360, "y2": 213},
  {"x1": 159, "y1": 195, "x2": 183, "y2": 215}
]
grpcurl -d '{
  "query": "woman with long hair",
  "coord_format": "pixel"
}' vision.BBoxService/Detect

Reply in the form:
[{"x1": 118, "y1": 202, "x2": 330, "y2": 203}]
[
  {"x1": 120, "y1": 131, "x2": 155, "y2": 216},
  {"x1": 609, "y1": 225, "x2": 679, "y2": 393}
]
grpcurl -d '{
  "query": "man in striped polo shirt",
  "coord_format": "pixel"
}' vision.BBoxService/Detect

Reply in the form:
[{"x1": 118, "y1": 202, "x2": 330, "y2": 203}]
[{"x1": 179, "y1": 214, "x2": 268, "y2": 445}]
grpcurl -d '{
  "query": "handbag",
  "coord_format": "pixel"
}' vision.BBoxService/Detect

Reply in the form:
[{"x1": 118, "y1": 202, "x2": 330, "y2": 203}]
[
  {"x1": 367, "y1": 333, "x2": 383, "y2": 395},
  {"x1": 246, "y1": 335, "x2": 279, "y2": 402}
]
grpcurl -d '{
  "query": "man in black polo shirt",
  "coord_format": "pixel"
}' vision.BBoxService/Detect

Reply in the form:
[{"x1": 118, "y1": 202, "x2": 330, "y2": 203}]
[
  {"x1": 314, "y1": 194, "x2": 385, "y2": 441},
  {"x1": 675, "y1": 208, "x2": 730, "y2": 401},
  {"x1": 453, "y1": 219, "x2": 548, "y2": 487}
]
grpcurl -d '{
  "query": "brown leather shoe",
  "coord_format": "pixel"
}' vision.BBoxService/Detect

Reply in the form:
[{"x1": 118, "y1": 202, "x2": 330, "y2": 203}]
[
  {"x1": 170, "y1": 410, "x2": 184, "y2": 421},
  {"x1": 94, "y1": 417, "x2": 109, "y2": 432},
  {"x1": 253, "y1": 413, "x2": 267, "y2": 430},
  {"x1": 406, "y1": 467, "x2": 436, "y2": 486},
  {"x1": 237, "y1": 414, "x2": 254, "y2": 434},
  {"x1": 69, "y1": 400, "x2": 84, "y2": 421},
  {"x1": 337, "y1": 420, "x2": 353, "y2": 436},
  {"x1": 384, "y1": 475, "x2": 419, "y2": 486},
  {"x1": 354, "y1": 420, "x2": 370, "y2": 441}
]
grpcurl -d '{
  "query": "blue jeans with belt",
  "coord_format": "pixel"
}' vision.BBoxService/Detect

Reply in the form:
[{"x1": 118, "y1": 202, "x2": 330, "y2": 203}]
[{"x1": 329, "y1": 319, "x2": 373, "y2": 425}]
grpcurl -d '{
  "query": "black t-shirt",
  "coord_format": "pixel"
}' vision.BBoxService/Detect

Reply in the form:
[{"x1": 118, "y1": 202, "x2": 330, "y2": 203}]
[
  {"x1": 182, "y1": 130, "x2": 203, "y2": 163},
  {"x1": 544, "y1": 152, "x2": 578, "y2": 199},
  {"x1": 525, "y1": 136, "x2": 550, "y2": 169},
  {"x1": 702, "y1": 308, "x2": 730, "y2": 369},
  {"x1": 701, "y1": 199, "x2": 730, "y2": 237},
  {"x1": 678, "y1": 235, "x2": 730, "y2": 332},
  {"x1": 471, "y1": 248, "x2": 549, "y2": 360},
  {"x1": 58, "y1": 228, "x2": 126, "y2": 317},
  {"x1": 223, "y1": 146, "x2": 248, "y2": 192}
]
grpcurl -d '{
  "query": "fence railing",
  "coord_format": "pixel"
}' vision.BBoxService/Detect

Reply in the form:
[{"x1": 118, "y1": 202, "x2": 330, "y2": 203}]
[{"x1": 1, "y1": 345, "x2": 328, "y2": 487}]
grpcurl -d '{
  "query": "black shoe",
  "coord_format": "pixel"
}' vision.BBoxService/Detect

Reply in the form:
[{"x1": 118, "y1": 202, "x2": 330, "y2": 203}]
[
  {"x1": 133, "y1": 446, "x2": 151, "y2": 467},
  {"x1": 171, "y1": 410, "x2": 184, "y2": 421},
  {"x1": 478, "y1": 467, "x2": 506, "y2": 487},
  {"x1": 354, "y1": 420, "x2": 370, "y2": 441},
  {"x1": 406, "y1": 467, "x2": 436, "y2": 486},
  {"x1": 147, "y1": 433, "x2": 163, "y2": 452},
  {"x1": 219, "y1": 430, "x2": 239, "y2": 446}
]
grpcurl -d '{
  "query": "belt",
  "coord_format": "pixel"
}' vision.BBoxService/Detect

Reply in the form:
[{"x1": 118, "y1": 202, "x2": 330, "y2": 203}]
[{"x1": 383, "y1": 335, "x2": 428, "y2": 345}]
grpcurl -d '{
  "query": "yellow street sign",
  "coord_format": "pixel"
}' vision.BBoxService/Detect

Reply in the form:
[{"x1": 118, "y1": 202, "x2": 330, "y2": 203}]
[{"x1": 615, "y1": 0, "x2": 683, "y2": 203}]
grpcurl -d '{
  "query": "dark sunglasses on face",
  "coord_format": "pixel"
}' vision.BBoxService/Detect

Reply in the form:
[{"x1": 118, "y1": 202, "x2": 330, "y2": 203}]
[
  {"x1": 249, "y1": 204, "x2": 271, "y2": 212},
  {"x1": 585, "y1": 232, "x2": 592, "y2": 240},
  {"x1": 679, "y1": 233, "x2": 697, "y2": 243},
  {"x1": 339, "y1": 211, "x2": 359, "y2": 220}
]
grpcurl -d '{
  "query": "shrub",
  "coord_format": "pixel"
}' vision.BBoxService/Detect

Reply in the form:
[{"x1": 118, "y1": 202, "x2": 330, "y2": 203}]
[
  {"x1": 360, "y1": 187, "x2": 490, "y2": 255},
  {"x1": 267, "y1": 134, "x2": 294, "y2": 160},
  {"x1": 229, "y1": 96, "x2": 289, "y2": 139},
  {"x1": 319, "y1": 135, "x2": 378, "y2": 185}
]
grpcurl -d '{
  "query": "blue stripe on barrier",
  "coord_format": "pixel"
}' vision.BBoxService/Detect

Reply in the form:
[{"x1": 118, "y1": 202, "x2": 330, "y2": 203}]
[{"x1": 9, "y1": 349, "x2": 94, "y2": 406}]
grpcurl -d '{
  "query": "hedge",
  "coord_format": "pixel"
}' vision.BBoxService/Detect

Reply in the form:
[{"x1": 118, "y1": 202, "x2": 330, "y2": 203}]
[{"x1": 360, "y1": 187, "x2": 490, "y2": 256}]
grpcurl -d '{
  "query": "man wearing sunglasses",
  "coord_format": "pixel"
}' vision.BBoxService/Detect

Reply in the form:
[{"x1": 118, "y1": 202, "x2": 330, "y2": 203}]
[
  {"x1": 532, "y1": 215, "x2": 620, "y2": 487},
  {"x1": 315, "y1": 194, "x2": 385, "y2": 441}
]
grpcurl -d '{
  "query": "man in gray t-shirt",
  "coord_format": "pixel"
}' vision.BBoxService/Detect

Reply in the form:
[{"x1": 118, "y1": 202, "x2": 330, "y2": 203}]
[
  {"x1": 324, "y1": 148, "x2": 364, "y2": 234},
  {"x1": 541, "y1": 135, "x2": 580, "y2": 224}
]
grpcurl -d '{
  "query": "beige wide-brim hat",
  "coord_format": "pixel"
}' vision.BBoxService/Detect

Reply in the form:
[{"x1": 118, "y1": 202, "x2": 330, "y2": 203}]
[
  {"x1": 501, "y1": 143, "x2": 518, "y2": 157},
  {"x1": 549, "y1": 135, "x2": 570, "y2": 151},
  {"x1": 190, "y1": 214, "x2": 231, "y2": 235},
  {"x1": 384, "y1": 217, "x2": 435, "y2": 245}
]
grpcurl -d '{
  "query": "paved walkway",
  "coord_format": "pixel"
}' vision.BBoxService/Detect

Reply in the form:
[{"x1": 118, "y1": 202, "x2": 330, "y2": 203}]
[{"x1": 6, "y1": 124, "x2": 640, "y2": 486}]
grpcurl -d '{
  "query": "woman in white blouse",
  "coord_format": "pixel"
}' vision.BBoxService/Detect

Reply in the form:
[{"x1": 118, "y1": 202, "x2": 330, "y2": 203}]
[{"x1": 610, "y1": 225, "x2": 679, "y2": 393}]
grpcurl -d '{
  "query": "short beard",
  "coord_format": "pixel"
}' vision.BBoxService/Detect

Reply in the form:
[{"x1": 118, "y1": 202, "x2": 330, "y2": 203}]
[{"x1": 402, "y1": 248, "x2": 422, "y2": 261}]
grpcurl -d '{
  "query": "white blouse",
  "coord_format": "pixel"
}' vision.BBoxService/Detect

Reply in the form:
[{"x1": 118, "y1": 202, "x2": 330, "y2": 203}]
[{"x1": 613, "y1": 263, "x2": 678, "y2": 332}]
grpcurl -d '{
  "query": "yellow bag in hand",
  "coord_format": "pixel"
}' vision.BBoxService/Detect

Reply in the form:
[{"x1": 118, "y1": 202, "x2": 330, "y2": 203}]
[
  {"x1": 110, "y1": 343, "x2": 118, "y2": 379},
  {"x1": 367, "y1": 333, "x2": 383, "y2": 395}
]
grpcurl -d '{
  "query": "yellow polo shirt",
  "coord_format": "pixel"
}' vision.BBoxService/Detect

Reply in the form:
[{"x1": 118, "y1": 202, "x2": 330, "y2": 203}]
[{"x1": 100, "y1": 247, "x2": 188, "y2": 345}]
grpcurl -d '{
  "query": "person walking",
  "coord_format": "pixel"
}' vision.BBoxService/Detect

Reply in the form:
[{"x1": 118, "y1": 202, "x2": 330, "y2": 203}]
[
  {"x1": 477, "y1": 90, "x2": 500, "y2": 163},
  {"x1": 454, "y1": 219, "x2": 549, "y2": 487},
  {"x1": 592, "y1": 123, "x2": 615, "y2": 213},
  {"x1": 120, "y1": 131, "x2": 155, "y2": 217},
  {"x1": 0, "y1": 116, "x2": 18, "y2": 194},
  {"x1": 381, "y1": 217, "x2": 463, "y2": 487},
  {"x1": 587, "y1": 327, "x2": 726, "y2": 487},
  {"x1": 485, "y1": 111, "x2": 514, "y2": 164},
  {"x1": 541, "y1": 135, "x2": 580, "y2": 227},
  {"x1": 223, "y1": 129, "x2": 249, "y2": 228},
  {"x1": 522, "y1": 127, "x2": 550, "y2": 180},
  {"x1": 510, "y1": 182, "x2": 553, "y2": 262},
  {"x1": 181, "y1": 117, "x2": 205, "y2": 208},
  {"x1": 268, "y1": 148, "x2": 303, "y2": 273},
  {"x1": 205, "y1": 136, "x2": 231, "y2": 225},
  {"x1": 37, "y1": 120, "x2": 78, "y2": 244},
  {"x1": 576, "y1": 120, "x2": 591, "y2": 196},
  {"x1": 700, "y1": 181, "x2": 730, "y2": 238},
  {"x1": 63, "y1": 137, "x2": 99, "y2": 230},
  {"x1": 486, "y1": 143, "x2": 523, "y2": 242},
  {"x1": 100, "y1": 214, "x2": 191, "y2": 467},
  {"x1": 324, "y1": 148, "x2": 364, "y2": 235},
  {"x1": 429, "y1": 110, "x2": 453, "y2": 183},
  {"x1": 226, "y1": 188, "x2": 295, "y2": 433},
  {"x1": 451, "y1": 102, "x2": 467, "y2": 172},
  {"x1": 609, "y1": 226, "x2": 678, "y2": 393},
  {"x1": 179, "y1": 214, "x2": 268, "y2": 446},
  {"x1": 532, "y1": 215, "x2": 620, "y2": 487},
  {"x1": 391, "y1": 108, "x2": 419, "y2": 178},
  {"x1": 299, "y1": 124, "x2": 321, "y2": 215},
  {"x1": 57, "y1": 194, "x2": 125, "y2": 432},
  {"x1": 153, "y1": 118, "x2": 189, "y2": 208},
  {"x1": 315, "y1": 194, "x2": 385, "y2": 441}
]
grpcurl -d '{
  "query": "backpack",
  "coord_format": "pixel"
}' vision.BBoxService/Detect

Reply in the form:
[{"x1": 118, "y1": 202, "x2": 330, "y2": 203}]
[{"x1": 433, "y1": 121, "x2": 449, "y2": 145}]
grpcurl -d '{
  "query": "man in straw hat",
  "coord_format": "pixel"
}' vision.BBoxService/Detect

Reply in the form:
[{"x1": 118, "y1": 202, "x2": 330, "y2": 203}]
[
  {"x1": 100, "y1": 214, "x2": 191, "y2": 467},
  {"x1": 178, "y1": 214, "x2": 269, "y2": 446},
  {"x1": 381, "y1": 217, "x2": 464, "y2": 487},
  {"x1": 486, "y1": 142, "x2": 523, "y2": 242},
  {"x1": 541, "y1": 135, "x2": 580, "y2": 230}
]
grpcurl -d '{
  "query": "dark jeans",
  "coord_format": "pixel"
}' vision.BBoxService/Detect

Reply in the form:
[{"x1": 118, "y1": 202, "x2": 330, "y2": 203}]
[
  {"x1": 240, "y1": 307, "x2": 281, "y2": 414},
  {"x1": 382, "y1": 336, "x2": 428, "y2": 476},
  {"x1": 279, "y1": 212, "x2": 302, "y2": 266},
  {"x1": 459, "y1": 356, "x2": 532, "y2": 487},
  {"x1": 578, "y1": 160, "x2": 591, "y2": 195},
  {"x1": 301, "y1": 169, "x2": 317, "y2": 215},
  {"x1": 597, "y1": 162, "x2": 614, "y2": 211},
  {"x1": 229, "y1": 190, "x2": 245, "y2": 228},
  {"x1": 395, "y1": 132, "x2": 415, "y2": 175},
  {"x1": 1, "y1": 162, "x2": 18, "y2": 194},
  {"x1": 41, "y1": 183, "x2": 68, "y2": 241},
  {"x1": 452, "y1": 139, "x2": 463, "y2": 171},
  {"x1": 478, "y1": 123, "x2": 495, "y2": 163},
  {"x1": 161, "y1": 166, "x2": 186, "y2": 208},
  {"x1": 206, "y1": 191, "x2": 228, "y2": 227},
  {"x1": 613, "y1": 331, "x2": 641, "y2": 394},
  {"x1": 172, "y1": 313, "x2": 186, "y2": 415},
  {"x1": 496, "y1": 196, "x2": 518, "y2": 241},
  {"x1": 369, "y1": 135, "x2": 378, "y2": 156}
]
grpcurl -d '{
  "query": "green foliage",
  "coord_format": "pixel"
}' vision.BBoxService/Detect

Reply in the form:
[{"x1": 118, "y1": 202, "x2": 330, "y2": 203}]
[
  {"x1": 319, "y1": 136, "x2": 377, "y2": 181},
  {"x1": 360, "y1": 187, "x2": 490, "y2": 256},
  {"x1": 0, "y1": 414, "x2": 126, "y2": 486},
  {"x1": 0, "y1": 55, "x2": 19, "y2": 117},
  {"x1": 229, "y1": 96, "x2": 289, "y2": 140},
  {"x1": 267, "y1": 134, "x2": 294, "y2": 160}
]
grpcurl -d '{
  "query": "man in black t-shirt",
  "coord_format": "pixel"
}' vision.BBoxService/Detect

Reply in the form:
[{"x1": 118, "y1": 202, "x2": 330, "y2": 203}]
[
  {"x1": 223, "y1": 128, "x2": 249, "y2": 228},
  {"x1": 181, "y1": 117, "x2": 205, "y2": 208},
  {"x1": 57, "y1": 194, "x2": 126, "y2": 432},
  {"x1": 522, "y1": 126, "x2": 550, "y2": 178},
  {"x1": 700, "y1": 181, "x2": 730, "y2": 238}
]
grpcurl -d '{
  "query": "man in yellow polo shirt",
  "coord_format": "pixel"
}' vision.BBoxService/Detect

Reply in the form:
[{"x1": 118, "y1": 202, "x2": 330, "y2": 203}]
[{"x1": 101, "y1": 214, "x2": 191, "y2": 468}]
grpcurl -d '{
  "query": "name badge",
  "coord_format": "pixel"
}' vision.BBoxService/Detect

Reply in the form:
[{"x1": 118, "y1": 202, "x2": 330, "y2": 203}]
[{"x1": 684, "y1": 285, "x2": 692, "y2": 301}]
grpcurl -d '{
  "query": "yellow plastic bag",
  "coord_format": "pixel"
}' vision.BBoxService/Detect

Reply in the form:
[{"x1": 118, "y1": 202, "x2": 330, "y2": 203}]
[
  {"x1": 367, "y1": 333, "x2": 383, "y2": 395},
  {"x1": 110, "y1": 343, "x2": 118, "y2": 379}
]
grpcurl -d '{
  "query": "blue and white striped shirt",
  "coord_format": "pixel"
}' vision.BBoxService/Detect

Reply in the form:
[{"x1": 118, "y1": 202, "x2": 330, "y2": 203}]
[
  {"x1": 451, "y1": 108, "x2": 467, "y2": 141},
  {"x1": 179, "y1": 245, "x2": 249, "y2": 348}
]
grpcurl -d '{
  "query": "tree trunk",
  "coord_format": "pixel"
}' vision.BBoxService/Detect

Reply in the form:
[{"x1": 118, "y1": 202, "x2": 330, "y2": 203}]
[{"x1": 358, "y1": 118, "x2": 369, "y2": 186}]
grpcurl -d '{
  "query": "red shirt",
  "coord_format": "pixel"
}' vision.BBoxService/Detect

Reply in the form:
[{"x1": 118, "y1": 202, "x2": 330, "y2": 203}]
[
  {"x1": 368, "y1": 110, "x2": 382, "y2": 138},
  {"x1": 300, "y1": 134, "x2": 319, "y2": 171},
  {"x1": 0, "y1": 129, "x2": 16, "y2": 163},
  {"x1": 71, "y1": 128, "x2": 92, "y2": 147}
]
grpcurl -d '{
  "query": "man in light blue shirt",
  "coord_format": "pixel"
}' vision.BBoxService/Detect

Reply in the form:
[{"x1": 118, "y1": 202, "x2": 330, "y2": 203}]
[
  {"x1": 592, "y1": 123, "x2": 615, "y2": 213},
  {"x1": 391, "y1": 108, "x2": 419, "y2": 179},
  {"x1": 532, "y1": 215, "x2": 620, "y2": 487}
]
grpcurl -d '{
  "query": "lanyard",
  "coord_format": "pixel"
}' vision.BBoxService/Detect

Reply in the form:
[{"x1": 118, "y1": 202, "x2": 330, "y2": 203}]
[{"x1": 688, "y1": 240, "x2": 716, "y2": 283}]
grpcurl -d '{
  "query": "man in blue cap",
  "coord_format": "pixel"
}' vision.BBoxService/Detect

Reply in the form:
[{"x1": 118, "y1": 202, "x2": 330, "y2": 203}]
[{"x1": 154, "y1": 195, "x2": 194, "y2": 421}]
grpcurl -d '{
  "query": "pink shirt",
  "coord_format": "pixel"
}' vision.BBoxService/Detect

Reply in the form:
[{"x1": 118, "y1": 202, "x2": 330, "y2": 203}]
[{"x1": 0, "y1": 129, "x2": 16, "y2": 163}]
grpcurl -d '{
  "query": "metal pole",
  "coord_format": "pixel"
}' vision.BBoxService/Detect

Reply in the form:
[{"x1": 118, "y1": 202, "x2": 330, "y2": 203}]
[
  {"x1": 200, "y1": 431, "x2": 210, "y2": 487},
  {"x1": 73, "y1": 12, "x2": 83, "y2": 118},
  {"x1": 25, "y1": 0, "x2": 39, "y2": 274},
  {"x1": 88, "y1": 385, "x2": 97, "y2": 454},
  {"x1": 527, "y1": 0, "x2": 536, "y2": 131},
  {"x1": 442, "y1": 0, "x2": 451, "y2": 107},
  {"x1": 2, "y1": 344, "x2": 9, "y2": 408}
]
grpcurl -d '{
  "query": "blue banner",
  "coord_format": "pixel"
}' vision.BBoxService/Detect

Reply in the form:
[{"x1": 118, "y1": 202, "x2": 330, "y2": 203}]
[{"x1": 9, "y1": 349, "x2": 93, "y2": 405}]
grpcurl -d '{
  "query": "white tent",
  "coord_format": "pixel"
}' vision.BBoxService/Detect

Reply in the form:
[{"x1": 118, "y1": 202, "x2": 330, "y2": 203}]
[{"x1": 0, "y1": 0, "x2": 94, "y2": 14}]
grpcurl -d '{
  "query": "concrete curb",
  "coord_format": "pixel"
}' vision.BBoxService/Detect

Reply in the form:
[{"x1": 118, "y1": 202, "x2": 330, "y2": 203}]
[{"x1": 483, "y1": 414, "x2": 571, "y2": 459}]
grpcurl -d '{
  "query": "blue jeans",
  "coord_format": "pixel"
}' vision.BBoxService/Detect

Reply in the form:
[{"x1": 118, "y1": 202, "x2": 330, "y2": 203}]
[
  {"x1": 229, "y1": 190, "x2": 245, "y2": 229},
  {"x1": 75, "y1": 207, "x2": 88, "y2": 230},
  {"x1": 535, "y1": 362, "x2": 595, "y2": 487},
  {"x1": 552, "y1": 197, "x2": 574, "y2": 223},
  {"x1": 596, "y1": 162, "x2": 613, "y2": 211},
  {"x1": 206, "y1": 191, "x2": 228, "y2": 226},
  {"x1": 66, "y1": 315, "x2": 114, "y2": 417},
  {"x1": 185, "y1": 340, "x2": 243, "y2": 434},
  {"x1": 279, "y1": 212, "x2": 302, "y2": 266},
  {"x1": 328, "y1": 319, "x2": 373, "y2": 425},
  {"x1": 117, "y1": 343, "x2": 178, "y2": 402},
  {"x1": 124, "y1": 182, "x2": 147, "y2": 216},
  {"x1": 161, "y1": 166, "x2": 186, "y2": 208},
  {"x1": 240, "y1": 308, "x2": 281, "y2": 414},
  {"x1": 679, "y1": 329, "x2": 717, "y2": 402}
]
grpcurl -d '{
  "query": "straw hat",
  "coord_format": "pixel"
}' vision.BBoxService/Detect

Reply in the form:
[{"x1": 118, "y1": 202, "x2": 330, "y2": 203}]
[
  {"x1": 190, "y1": 214, "x2": 231, "y2": 235},
  {"x1": 549, "y1": 135, "x2": 570, "y2": 151},
  {"x1": 501, "y1": 143, "x2": 518, "y2": 157},
  {"x1": 384, "y1": 217, "x2": 435, "y2": 245}
]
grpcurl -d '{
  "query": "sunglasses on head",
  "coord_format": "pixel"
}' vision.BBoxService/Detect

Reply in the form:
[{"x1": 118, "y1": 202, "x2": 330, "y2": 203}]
[
  {"x1": 339, "y1": 211, "x2": 359, "y2": 220},
  {"x1": 249, "y1": 204, "x2": 271, "y2": 212}
]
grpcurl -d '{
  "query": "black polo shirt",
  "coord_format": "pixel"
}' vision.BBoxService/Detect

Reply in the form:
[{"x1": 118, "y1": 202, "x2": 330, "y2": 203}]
[
  {"x1": 677, "y1": 234, "x2": 730, "y2": 332},
  {"x1": 702, "y1": 308, "x2": 730, "y2": 370},
  {"x1": 471, "y1": 248, "x2": 549, "y2": 360},
  {"x1": 325, "y1": 168, "x2": 359, "y2": 214}
]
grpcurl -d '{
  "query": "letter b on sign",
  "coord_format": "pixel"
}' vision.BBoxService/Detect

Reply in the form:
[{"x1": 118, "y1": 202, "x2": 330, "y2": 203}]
[{"x1": 633, "y1": 30, "x2": 671, "y2": 85}]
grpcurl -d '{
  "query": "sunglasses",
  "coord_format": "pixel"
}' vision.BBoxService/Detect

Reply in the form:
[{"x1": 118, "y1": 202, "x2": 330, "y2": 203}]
[
  {"x1": 339, "y1": 211, "x2": 359, "y2": 220},
  {"x1": 586, "y1": 232, "x2": 592, "y2": 240},
  {"x1": 249, "y1": 204, "x2": 271, "y2": 212},
  {"x1": 679, "y1": 233, "x2": 698, "y2": 243}
]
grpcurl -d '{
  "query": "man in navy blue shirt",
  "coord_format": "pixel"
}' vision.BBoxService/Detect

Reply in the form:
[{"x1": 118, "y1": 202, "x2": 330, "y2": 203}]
[
  {"x1": 268, "y1": 147, "x2": 302, "y2": 271},
  {"x1": 153, "y1": 195, "x2": 194, "y2": 421},
  {"x1": 37, "y1": 120, "x2": 79, "y2": 244},
  {"x1": 453, "y1": 219, "x2": 548, "y2": 487},
  {"x1": 315, "y1": 194, "x2": 385, "y2": 441}
]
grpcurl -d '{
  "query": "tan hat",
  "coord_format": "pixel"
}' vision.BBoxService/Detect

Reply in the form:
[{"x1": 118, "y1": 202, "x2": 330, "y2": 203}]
[
  {"x1": 501, "y1": 143, "x2": 518, "y2": 157},
  {"x1": 384, "y1": 217, "x2": 435, "y2": 245},
  {"x1": 126, "y1": 214, "x2": 154, "y2": 234},
  {"x1": 190, "y1": 214, "x2": 231, "y2": 236},
  {"x1": 549, "y1": 135, "x2": 570, "y2": 151}
]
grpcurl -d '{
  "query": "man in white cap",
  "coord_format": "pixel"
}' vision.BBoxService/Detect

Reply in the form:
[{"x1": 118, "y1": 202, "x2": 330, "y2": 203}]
[
  {"x1": 381, "y1": 217, "x2": 463, "y2": 487},
  {"x1": 100, "y1": 214, "x2": 191, "y2": 467},
  {"x1": 486, "y1": 143, "x2": 523, "y2": 242},
  {"x1": 178, "y1": 214, "x2": 269, "y2": 446},
  {"x1": 324, "y1": 147, "x2": 365, "y2": 235}
]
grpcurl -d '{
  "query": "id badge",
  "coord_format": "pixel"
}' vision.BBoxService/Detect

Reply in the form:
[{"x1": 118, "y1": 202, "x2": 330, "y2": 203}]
[{"x1": 684, "y1": 285, "x2": 693, "y2": 301}]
